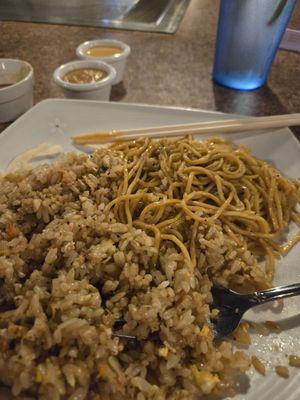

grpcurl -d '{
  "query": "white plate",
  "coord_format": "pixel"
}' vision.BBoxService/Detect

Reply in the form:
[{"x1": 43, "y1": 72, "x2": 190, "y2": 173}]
[{"x1": 1, "y1": 99, "x2": 300, "y2": 400}]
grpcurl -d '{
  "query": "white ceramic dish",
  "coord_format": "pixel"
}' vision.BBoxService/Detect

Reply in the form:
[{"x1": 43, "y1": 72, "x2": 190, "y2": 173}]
[
  {"x1": 76, "y1": 39, "x2": 131, "y2": 84},
  {"x1": 0, "y1": 99, "x2": 300, "y2": 400},
  {"x1": 0, "y1": 59, "x2": 34, "y2": 123},
  {"x1": 53, "y1": 60, "x2": 116, "y2": 101}
]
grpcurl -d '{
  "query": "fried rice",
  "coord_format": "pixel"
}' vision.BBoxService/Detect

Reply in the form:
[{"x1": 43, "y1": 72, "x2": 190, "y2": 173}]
[{"x1": 0, "y1": 141, "x2": 298, "y2": 400}]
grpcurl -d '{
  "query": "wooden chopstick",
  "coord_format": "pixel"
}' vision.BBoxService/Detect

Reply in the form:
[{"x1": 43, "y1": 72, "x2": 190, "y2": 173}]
[{"x1": 72, "y1": 113, "x2": 300, "y2": 145}]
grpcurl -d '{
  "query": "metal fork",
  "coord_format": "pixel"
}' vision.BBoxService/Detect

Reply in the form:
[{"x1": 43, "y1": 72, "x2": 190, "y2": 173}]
[
  {"x1": 112, "y1": 283, "x2": 300, "y2": 341},
  {"x1": 210, "y1": 283, "x2": 300, "y2": 340}
]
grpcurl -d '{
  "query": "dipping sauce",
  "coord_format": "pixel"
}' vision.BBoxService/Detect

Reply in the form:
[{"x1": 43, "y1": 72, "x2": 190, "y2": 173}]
[
  {"x1": 62, "y1": 68, "x2": 108, "y2": 84},
  {"x1": 0, "y1": 84, "x2": 11, "y2": 89},
  {"x1": 85, "y1": 46, "x2": 123, "y2": 58}
]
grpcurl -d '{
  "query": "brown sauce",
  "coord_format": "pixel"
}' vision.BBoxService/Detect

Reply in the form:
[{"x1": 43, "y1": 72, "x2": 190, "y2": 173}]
[
  {"x1": 85, "y1": 46, "x2": 123, "y2": 58},
  {"x1": 0, "y1": 84, "x2": 12, "y2": 89},
  {"x1": 62, "y1": 68, "x2": 108, "y2": 84}
]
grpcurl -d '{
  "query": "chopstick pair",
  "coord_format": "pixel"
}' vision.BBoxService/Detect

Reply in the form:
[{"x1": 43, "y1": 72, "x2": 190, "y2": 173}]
[{"x1": 72, "y1": 113, "x2": 300, "y2": 145}]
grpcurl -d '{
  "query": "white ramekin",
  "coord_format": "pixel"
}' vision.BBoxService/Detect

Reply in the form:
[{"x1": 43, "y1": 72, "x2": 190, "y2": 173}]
[
  {"x1": 76, "y1": 39, "x2": 131, "y2": 85},
  {"x1": 53, "y1": 60, "x2": 116, "y2": 101},
  {"x1": 0, "y1": 59, "x2": 34, "y2": 123}
]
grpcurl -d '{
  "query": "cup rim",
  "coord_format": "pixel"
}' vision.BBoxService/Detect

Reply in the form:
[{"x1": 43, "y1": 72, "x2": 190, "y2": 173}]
[
  {"x1": 53, "y1": 60, "x2": 116, "y2": 92},
  {"x1": 76, "y1": 39, "x2": 131, "y2": 62}
]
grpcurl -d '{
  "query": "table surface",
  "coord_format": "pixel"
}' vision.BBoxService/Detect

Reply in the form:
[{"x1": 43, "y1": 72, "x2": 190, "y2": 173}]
[{"x1": 0, "y1": 0, "x2": 299, "y2": 136}]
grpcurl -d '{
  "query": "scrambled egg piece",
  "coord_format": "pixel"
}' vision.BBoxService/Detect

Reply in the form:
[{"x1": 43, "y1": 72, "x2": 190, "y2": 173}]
[
  {"x1": 158, "y1": 346, "x2": 169, "y2": 358},
  {"x1": 190, "y1": 365, "x2": 219, "y2": 394},
  {"x1": 199, "y1": 324, "x2": 211, "y2": 339}
]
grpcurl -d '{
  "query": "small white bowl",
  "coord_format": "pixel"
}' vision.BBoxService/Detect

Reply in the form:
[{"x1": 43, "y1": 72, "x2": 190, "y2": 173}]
[
  {"x1": 0, "y1": 59, "x2": 34, "y2": 123},
  {"x1": 76, "y1": 39, "x2": 131, "y2": 85},
  {"x1": 53, "y1": 60, "x2": 116, "y2": 101}
]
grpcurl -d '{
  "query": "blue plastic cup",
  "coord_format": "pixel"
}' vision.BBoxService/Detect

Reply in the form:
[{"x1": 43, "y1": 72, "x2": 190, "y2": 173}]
[{"x1": 213, "y1": 0, "x2": 297, "y2": 91}]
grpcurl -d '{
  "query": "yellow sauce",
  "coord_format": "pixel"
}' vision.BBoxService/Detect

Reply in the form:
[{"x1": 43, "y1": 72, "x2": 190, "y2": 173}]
[
  {"x1": 62, "y1": 68, "x2": 108, "y2": 84},
  {"x1": 85, "y1": 46, "x2": 123, "y2": 58}
]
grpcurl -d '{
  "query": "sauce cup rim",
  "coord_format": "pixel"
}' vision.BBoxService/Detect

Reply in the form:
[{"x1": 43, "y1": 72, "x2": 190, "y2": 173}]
[
  {"x1": 53, "y1": 60, "x2": 116, "y2": 92},
  {"x1": 76, "y1": 39, "x2": 131, "y2": 62}
]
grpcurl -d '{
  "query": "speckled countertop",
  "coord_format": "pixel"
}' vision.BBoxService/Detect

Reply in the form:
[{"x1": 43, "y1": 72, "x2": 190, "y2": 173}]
[{"x1": 0, "y1": 0, "x2": 299, "y2": 135}]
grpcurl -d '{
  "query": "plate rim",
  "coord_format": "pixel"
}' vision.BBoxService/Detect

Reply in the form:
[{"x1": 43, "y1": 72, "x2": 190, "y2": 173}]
[
  {"x1": 1, "y1": 98, "x2": 300, "y2": 153},
  {"x1": 0, "y1": 98, "x2": 223, "y2": 140}
]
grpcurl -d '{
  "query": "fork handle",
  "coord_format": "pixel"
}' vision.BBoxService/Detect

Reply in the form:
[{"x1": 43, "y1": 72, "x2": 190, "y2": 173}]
[{"x1": 247, "y1": 283, "x2": 300, "y2": 307}]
